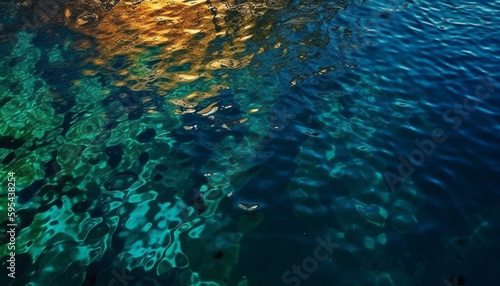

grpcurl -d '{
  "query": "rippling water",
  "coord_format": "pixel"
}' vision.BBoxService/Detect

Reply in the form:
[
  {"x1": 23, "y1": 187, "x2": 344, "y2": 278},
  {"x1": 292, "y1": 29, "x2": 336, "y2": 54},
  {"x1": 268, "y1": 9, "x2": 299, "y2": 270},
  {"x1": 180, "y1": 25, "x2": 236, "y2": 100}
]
[{"x1": 0, "y1": 0, "x2": 499, "y2": 285}]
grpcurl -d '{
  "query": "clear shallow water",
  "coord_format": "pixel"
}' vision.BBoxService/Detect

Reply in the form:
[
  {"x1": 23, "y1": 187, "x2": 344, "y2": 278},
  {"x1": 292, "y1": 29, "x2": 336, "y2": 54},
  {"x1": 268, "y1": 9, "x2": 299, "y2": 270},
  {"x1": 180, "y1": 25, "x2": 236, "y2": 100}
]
[{"x1": 0, "y1": 0, "x2": 499, "y2": 285}]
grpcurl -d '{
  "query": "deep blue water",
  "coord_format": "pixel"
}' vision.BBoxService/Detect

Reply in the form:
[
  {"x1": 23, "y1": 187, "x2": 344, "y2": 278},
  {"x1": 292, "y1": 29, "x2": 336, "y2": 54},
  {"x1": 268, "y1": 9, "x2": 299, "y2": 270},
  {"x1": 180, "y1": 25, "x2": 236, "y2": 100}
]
[{"x1": 0, "y1": 0, "x2": 499, "y2": 285}]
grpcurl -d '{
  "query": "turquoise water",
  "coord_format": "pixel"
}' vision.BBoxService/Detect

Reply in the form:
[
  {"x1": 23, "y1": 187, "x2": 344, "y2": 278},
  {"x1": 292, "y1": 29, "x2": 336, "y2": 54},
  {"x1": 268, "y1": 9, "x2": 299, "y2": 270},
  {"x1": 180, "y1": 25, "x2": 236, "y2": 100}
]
[{"x1": 1, "y1": 0, "x2": 499, "y2": 285}]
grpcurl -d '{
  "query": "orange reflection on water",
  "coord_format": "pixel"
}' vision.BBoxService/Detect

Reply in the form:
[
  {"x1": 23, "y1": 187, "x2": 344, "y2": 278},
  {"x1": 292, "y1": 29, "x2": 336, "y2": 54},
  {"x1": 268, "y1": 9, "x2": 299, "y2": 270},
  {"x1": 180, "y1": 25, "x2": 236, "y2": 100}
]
[{"x1": 65, "y1": 0, "x2": 269, "y2": 106}]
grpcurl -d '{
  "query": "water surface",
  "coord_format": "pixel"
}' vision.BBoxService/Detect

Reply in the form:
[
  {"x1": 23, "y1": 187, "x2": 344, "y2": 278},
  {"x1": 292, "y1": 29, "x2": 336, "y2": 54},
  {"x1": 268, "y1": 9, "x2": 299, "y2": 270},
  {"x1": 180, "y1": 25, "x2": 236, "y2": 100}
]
[{"x1": 0, "y1": 0, "x2": 499, "y2": 285}]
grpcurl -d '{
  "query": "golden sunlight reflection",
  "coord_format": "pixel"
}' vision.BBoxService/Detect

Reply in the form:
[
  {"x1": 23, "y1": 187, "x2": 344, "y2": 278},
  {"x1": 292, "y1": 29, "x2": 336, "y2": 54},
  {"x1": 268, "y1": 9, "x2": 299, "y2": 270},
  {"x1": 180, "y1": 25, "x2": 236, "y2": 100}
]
[{"x1": 63, "y1": 0, "x2": 281, "y2": 110}]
